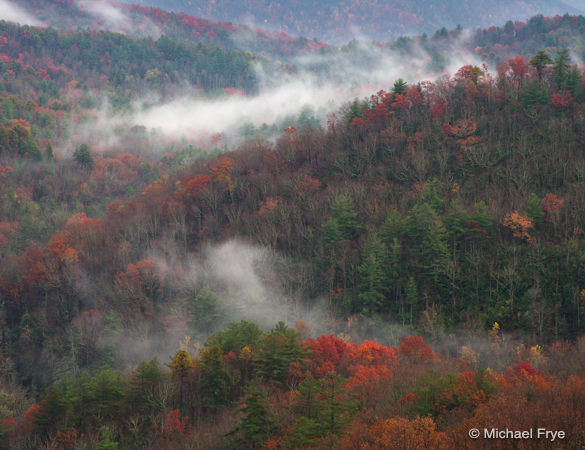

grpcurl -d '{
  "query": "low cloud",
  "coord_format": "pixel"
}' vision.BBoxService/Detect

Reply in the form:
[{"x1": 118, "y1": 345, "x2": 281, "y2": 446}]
[
  {"x1": 107, "y1": 34, "x2": 481, "y2": 148},
  {"x1": 78, "y1": 0, "x2": 161, "y2": 38},
  {"x1": 61, "y1": 28, "x2": 482, "y2": 158},
  {"x1": 0, "y1": 0, "x2": 43, "y2": 26}
]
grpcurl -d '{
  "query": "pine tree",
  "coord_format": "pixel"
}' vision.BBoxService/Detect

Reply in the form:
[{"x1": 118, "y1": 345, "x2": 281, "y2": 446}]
[
  {"x1": 358, "y1": 236, "x2": 388, "y2": 314},
  {"x1": 330, "y1": 196, "x2": 360, "y2": 241},
  {"x1": 530, "y1": 50, "x2": 552, "y2": 81},
  {"x1": 227, "y1": 383, "x2": 275, "y2": 449},
  {"x1": 526, "y1": 193, "x2": 544, "y2": 227},
  {"x1": 566, "y1": 65, "x2": 582, "y2": 99},
  {"x1": 553, "y1": 49, "x2": 570, "y2": 91},
  {"x1": 521, "y1": 80, "x2": 549, "y2": 107},
  {"x1": 73, "y1": 144, "x2": 94, "y2": 170},
  {"x1": 392, "y1": 78, "x2": 408, "y2": 96},
  {"x1": 405, "y1": 276, "x2": 419, "y2": 325}
]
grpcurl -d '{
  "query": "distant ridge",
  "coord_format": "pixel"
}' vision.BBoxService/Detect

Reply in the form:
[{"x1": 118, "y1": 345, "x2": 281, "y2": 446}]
[{"x1": 128, "y1": 0, "x2": 582, "y2": 44}]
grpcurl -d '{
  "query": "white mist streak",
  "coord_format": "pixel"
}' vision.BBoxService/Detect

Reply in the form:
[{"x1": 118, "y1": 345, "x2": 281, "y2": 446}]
[
  {"x1": 78, "y1": 0, "x2": 161, "y2": 38},
  {"x1": 0, "y1": 0, "x2": 43, "y2": 26},
  {"x1": 124, "y1": 35, "x2": 481, "y2": 141}
]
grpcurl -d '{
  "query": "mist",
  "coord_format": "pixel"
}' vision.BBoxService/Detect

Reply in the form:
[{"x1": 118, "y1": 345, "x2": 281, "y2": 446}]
[
  {"x1": 92, "y1": 238, "x2": 518, "y2": 373},
  {"x1": 0, "y1": 0, "x2": 43, "y2": 26},
  {"x1": 78, "y1": 0, "x2": 162, "y2": 38},
  {"x1": 72, "y1": 33, "x2": 482, "y2": 153},
  {"x1": 96, "y1": 239, "x2": 331, "y2": 369},
  {"x1": 559, "y1": 0, "x2": 585, "y2": 13}
]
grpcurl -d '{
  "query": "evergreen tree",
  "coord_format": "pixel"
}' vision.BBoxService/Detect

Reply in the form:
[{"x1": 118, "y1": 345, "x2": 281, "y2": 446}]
[
  {"x1": 392, "y1": 78, "x2": 408, "y2": 96},
  {"x1": 128, "y1": 359, "x2": 164, "y2": 413},
  {"x1": 199, "y1": 345, "x2": 232, "y2": 410},
  {"x1": 357, "y1": 236, "x2": 388, "y2": 314},
  {"x1": 553, "y1": 49, "x2": 570, "y2": 91},
  {"x1": 228, "y1": 383, "x2": 275, "y2": 449},
  {"x1": 526, "y1": 193, "x2": 545, "y2": 227},
  {"x1": 189, "y1": 286, "x2": 223, "y2": 336},
  {"x1": 205, "y1": 320, "x2": 264, "y2": 354},
  {"x1": 405, "y1": 276, "x2": 419, "y2": 325},
  {"x1": 73, "y1": 144, "x2": 94, "y2": 170},
  {"x1": 45, "y1": 143, "x2": 54, "y2": 161},
  {"x1": 254, "y1": 322, "x2": 307, "y2": 386},
  {"x1": 521, "y1": 80, "x2": 549, "y2": 107},
  {"x1": 566, "y1": 65, "x2": 582, "y2": 99},
  {"x1": 530, "y1": 50, "x2": 552, "y2": 80},
  {"x1": 287, "y1": 372, "x2": 354, "y2": 447},
  {"x1": 330, "y1": 196, "x2": 360, "y2": 241}
]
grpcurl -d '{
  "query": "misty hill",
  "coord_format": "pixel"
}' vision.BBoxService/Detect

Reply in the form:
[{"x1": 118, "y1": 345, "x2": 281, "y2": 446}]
[
  {"x1": 3, "y1": 4, "x2": 585, "y2": 447},
  {"x1": 3, "y1": 38, "x2": 585, "y2": 447},
  {"x1": 129, "y1": 0, "x2": 584, "y2": 44},
  {"x1": 386, "y1": 14, "x2": 585, "y2": 70},
  {"x1": 11, "y1": 0, "x2": 328, "y2": 59},
  {"x1": 0, "y1": 19, "x2": 259, "y2": 131},
  {"x1": 12, "y1": 0, "x2": 585, "y2": 73},
  {"x1": 3, "y1": 34, "x2": 585, "y2": 389},
  {"x1": 0, "y1": 19, "x2": 259, "y2": 92},
  {"x1": 5, "y1": 323, "x2": 585, "y2": 448}
]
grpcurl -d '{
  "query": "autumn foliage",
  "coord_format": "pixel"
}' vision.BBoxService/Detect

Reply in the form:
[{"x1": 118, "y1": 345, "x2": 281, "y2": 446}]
[
  {"x1": 501, "y1": 211, "x2": 535, "y2": 243},
  {"x1": 3, "y1": 10, "x2": 585, "y2": 450}
]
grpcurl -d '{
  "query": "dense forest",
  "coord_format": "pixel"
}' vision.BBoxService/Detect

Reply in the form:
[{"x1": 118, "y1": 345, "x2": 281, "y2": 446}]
[
  {"x1": 128, "y1": 0, "x2": 583, "y2": 43},
  {"x1": 2, "y1": 6, "x2": 585, "y2": 449},
  {"x1": 17, "y1": 0, "x2": 329, "y2": 59}
]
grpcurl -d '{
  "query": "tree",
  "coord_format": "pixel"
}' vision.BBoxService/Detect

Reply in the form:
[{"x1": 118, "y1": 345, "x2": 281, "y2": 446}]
[
  {"x1": 90, "y1": 366, "x2": 126, "y2": 421},
  {"x1": 227, "y1": 383, "x2": 275, "y2": 449},
  {"x1": 189, "y1": 285, "x2": 223, "y2": 335},
  {"x1": 405, "y1": 276, "x2": 419, "y2": 325},
  {"x1": 95, "y1": 426, "x2": 119, "y2": 450},
  {"x1": 357, "y1": 236, "x2": 388, "y2": 314},
  {"x1": 398, "y1": 335, "x2": 434, "y2": 363},
  {"x1": 530, "y1": 50, "x2": 552, "y2": 81},
  {"x1": 128, "y1": 358, "x2": 164, "y2": 413},
  {"x1": 210, "y1": 157, "x2": 235, "y2": 192},
  {"x1": 318, "y1": 371, "x2": 354, "y2": 438},
  {"x1": 169, "y1": 350, "x2": 193, "y2": 410},
  {"x1": 455, "y1": 65, "x2": 484, "y2": 85},
  {"x1": 345, "y1": 98, "x2": 364, "y2": 125},
  {"x1": 286, "y1": 370, "x2": 355, "y2": 447},
  {"x1": 254, "y1": 322, "x2": 307, "y2": 386},
  {"x1": 392, "y1": 78, "x2": 408, "y2": 96},
  {"x1": 525, "y1": 193, "x2": 544, "y2": 227},
  {"x1": 199, "y1": 344, "x2": 232, "y2": 410},
  {"x1": 73, "y1": 144, "x2": 94, "y2": 170},
  {"x1": 340, "y1": 416, "x2": 446, "y2": 449},
  {"x1": 566, "y1": 65, "x2": 582, "y2": 99},
  {"x1": 158, "y1": 409, "x2": 192, "y2": 443},
  {"x1": 520, "y1": 80, "x2": 548, "y2": 107},
  {"x1": 405, "y1": 202, "x2": 449, "y2": 288},
  {"x1": 45, "y1": 143, "x2": 54, "y2": 161},
  {"x1": 553, "y1": 49, "x2": 570, "y2": 90},
  {"x1": 293, "y1": 375, "x2": 322, "y2": 419},
  {"x1": 205, "y1": 320, "x2": 264, "y2": 354},
  {"x1": 501, "y1": 211, "x2": 535, "y2": 243},
  {"x1": 287, "y1": 375, "x2": 326, "y2": 447},
  {"x1": 329, "y1": 196, "x2": 360, "y2": 242},
  {"x1": 540, "y1": 193, "x2": 563, "y2": 223},
  {"x1": 506, "y1": 57, "x2": 530, "y2": 88}
]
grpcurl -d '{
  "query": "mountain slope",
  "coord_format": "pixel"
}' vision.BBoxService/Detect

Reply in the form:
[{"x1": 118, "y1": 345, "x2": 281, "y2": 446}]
[
  {"x1": 130, "y1": 0, "x2": 582, "y2": 43},
  {"x1": 10, "y1": 0, "x2": 328, "y2": 59}
]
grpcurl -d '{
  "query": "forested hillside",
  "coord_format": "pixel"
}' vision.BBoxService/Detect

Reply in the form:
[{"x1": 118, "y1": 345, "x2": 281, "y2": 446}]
[
  {"x1": 14, "y1": 0, "x2": 329, "y2": 59},
  {"x1": 4, "y1": 322, "x2": 585, "y2": 448},
  {"x1": 130, "y1": 0, "x2": 582, "y2": 43},
  {"x1": 3, "y1": 7, "x2": 585, "y2": 449}
]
